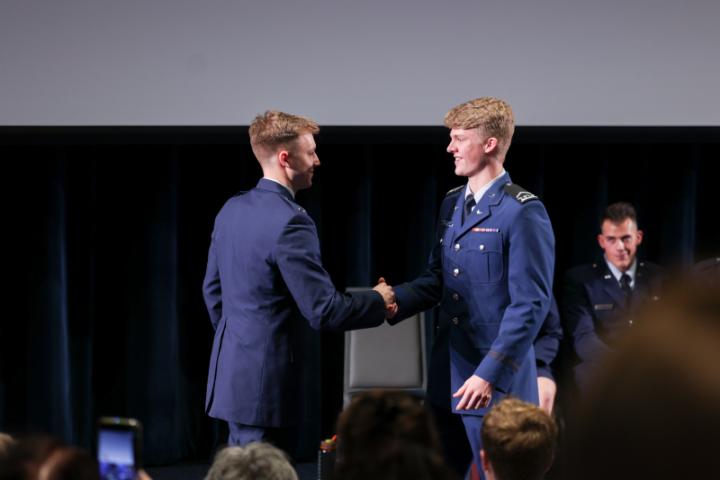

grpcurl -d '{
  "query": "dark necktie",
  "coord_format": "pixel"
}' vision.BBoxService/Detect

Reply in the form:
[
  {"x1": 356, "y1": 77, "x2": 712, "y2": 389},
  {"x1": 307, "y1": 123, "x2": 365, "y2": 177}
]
[
  {"x1": 463, "y1": 196, "x2": 476, "y2": 224},
  {"x1": 620, "y1": 273, "x2": 633, "y2": 297}
]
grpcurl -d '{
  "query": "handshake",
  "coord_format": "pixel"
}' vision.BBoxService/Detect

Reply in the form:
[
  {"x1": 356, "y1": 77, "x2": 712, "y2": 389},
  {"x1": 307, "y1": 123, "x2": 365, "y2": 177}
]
[{"x1": 372, "y1": 277, "x2": 399, "y2": 320}]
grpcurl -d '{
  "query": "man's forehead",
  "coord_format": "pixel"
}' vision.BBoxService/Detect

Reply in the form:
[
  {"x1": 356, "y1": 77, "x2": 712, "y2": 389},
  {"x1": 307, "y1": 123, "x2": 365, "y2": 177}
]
[
  {"x1": 297, "y1": 132, "x2": 315, "y2": 147},
  {"x1": 601, "y1": 218, "x2": 637, "y2": 234},
  {"x1": 449, "y1": 127, "x2": 481, "y2": 137}
]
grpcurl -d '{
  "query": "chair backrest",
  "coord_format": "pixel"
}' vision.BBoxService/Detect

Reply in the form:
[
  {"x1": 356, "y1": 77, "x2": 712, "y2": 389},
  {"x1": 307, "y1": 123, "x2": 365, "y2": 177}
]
[{"x1": 343, "y1": 299, "x2": 427, "y2": 405}]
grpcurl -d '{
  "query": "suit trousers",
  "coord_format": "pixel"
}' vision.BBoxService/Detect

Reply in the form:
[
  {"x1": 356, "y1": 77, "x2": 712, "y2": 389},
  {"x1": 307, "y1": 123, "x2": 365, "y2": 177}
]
[
  {"x1": 227, "y1": 422, "x2": 298, "y2": 461},
  {"x1": 461, "y1": 414, "x2": 485, "y2": 480}
]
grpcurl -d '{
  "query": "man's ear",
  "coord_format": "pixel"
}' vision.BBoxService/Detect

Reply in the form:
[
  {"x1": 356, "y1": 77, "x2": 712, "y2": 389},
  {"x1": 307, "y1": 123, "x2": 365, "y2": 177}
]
[
  {"x1": 636, "y1": 229, "x2": 644, "y2": 245},
  {"x1": 483, "y1": 137, "x2": 499, "y2": 154},
  {"x1": 277, "y1": 149, "x2": 291, "y2": 168},
  {"x1": 597, "y1": 233, "x2": 606, "y2": 250}
]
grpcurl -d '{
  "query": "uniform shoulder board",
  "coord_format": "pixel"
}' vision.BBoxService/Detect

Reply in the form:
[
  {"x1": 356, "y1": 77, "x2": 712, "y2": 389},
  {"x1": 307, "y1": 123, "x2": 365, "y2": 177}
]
[
  {"x1": 446, "y1": 185, "x2": 464, "y2": 196},
  {"x1": 503, "y1": 183, "x2": 539, "y2": 204}
]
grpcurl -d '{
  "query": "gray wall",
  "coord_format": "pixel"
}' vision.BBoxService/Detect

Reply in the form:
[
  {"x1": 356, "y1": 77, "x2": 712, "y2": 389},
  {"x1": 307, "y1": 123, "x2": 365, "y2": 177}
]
[{"x1": 2, "y1": 0, "x2": 719, "y2": 126}]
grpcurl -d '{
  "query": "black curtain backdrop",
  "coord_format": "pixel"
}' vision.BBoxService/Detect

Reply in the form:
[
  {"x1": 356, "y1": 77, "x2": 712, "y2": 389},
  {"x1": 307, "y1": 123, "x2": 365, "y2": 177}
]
[{"x1": 0, "y1": 126, "x2": 718, "y2": 464}]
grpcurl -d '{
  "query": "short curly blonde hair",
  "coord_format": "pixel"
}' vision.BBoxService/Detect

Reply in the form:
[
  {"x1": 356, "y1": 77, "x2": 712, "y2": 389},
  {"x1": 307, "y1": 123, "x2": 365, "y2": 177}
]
[
  {"x1": 444, "y1": 97, "x2": 515, "y2": 152},
  {"x1": 248, "y1": 110, "x2": 319, "y2": 155},
  {"x1": 481, "y1": 398, "x2": 557, "y2": 480}
]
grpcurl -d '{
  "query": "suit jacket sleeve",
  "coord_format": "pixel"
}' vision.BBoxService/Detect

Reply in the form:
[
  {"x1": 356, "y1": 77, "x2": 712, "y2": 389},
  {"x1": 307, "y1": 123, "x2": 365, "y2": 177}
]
[
  {"x1": 534, "y1": 296, "x2": 563, "y2": 379},
  {"x1": 202, "y1": 230, "x2": 223, "y2": 331},
  {"x1": 275, "y1": 213, "x2": 386, "y2": 330},
  {"x1": 562, "y1": 270, "x2": 611, "y2": 362},
  {"x1": 389, "y1": 197, "x2": 453, "y2": 325},
  {"x1": 475, "y1": 202, "x2": 555, "y2": 392}
]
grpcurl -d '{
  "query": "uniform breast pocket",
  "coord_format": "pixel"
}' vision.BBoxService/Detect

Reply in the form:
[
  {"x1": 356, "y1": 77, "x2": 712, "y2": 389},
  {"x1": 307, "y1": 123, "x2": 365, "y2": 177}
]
[{"x1": 466, "y1": 232, "x2": 504, "y2": 284}]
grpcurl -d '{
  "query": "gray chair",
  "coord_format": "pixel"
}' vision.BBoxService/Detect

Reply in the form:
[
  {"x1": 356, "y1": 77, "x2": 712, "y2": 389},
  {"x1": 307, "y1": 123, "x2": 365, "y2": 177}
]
[{"x1": 343, "y1": 291, "x2": 427, "y2": 405}]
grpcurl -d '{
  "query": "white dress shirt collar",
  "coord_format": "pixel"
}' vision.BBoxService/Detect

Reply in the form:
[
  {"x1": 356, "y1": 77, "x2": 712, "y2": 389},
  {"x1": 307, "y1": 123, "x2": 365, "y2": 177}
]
[
  {"x1": 605, "y1": 256, "x2": 638, "y2": 288},
  {"x1": 464, "y1": 169, "x2": 507, "y2": 204}
]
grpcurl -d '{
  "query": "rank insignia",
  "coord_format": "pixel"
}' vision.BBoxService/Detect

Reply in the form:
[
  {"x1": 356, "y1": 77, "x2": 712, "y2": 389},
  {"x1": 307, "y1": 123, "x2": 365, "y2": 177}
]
[{"x1": 472, "y1": 227, "x2": 499, "y2": 233}]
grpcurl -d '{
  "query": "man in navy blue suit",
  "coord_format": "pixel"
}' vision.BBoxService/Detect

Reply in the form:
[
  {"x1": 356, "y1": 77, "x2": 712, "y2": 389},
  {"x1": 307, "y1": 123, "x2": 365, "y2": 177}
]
[
  {"x1": 563, "y1": 202, "x2": 664, "y2": 393},
  {"x1": 387, "y1": 97, "x2": 555, "y2": 477},
  {"x1": 202, "y1": 111, "x2": 395, "y2": 455}
]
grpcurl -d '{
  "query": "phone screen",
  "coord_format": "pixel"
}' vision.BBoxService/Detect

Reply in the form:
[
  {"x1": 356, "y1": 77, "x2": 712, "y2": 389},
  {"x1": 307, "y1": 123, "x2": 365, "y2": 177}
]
[{"x1": 97, "y1": 427, "x2": 136, "y2": 480}]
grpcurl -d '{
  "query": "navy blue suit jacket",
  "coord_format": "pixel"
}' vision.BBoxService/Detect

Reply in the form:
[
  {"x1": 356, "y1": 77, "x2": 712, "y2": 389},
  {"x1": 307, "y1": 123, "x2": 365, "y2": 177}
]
[
  {"x1": 203, "y1": 178, "x2": 385, "y2": 427},
  {"x1": 563, "y1": 260, "x2": 664, "y2": 390},
  {"x1": 392, "y1": 172, "x2": 555, "y2": 415}
]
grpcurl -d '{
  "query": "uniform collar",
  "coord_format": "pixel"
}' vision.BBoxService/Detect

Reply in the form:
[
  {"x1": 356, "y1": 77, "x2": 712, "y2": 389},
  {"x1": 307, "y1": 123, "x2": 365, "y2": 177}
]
[
  {"x1": 604, "y1": 256, "x2": 638, "y2": 286},
  {"x1": 258, "y1": 177, "x2": 295, "y2": 200}
]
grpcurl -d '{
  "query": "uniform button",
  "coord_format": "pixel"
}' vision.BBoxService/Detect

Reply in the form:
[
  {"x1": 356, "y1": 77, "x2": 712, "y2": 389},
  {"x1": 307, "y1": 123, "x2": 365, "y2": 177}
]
[
  {"x1": 479, "y1": 244, "x2": 485, "y2": 251},
  {"x1": 452, "y1": 293, "x2": 460, "y2": 301},
  {"x1": 453, "y1": 268, "x2": 460, "y2": 277},
  {"x1": 451, "y1": 317, "x2": 459, "y2": 325},
  {"x1": 629, "y1": 319, "x2": 634, "y2": 326},
  {"x1": 439, "y1": 238, "x2": 443, "y2": 244},
  {"x1": 454, "y1": 243, "x2": 460, "y2": 251}
]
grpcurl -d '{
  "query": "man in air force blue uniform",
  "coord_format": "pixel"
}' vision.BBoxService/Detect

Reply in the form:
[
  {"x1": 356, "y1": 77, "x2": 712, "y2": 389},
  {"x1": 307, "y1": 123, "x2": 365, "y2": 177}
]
[
  {"x1": 563, "y1": 202, "x2": 664, "y2": 393},
  {"x1": 388, "y1": 97, "x2": 555, "y2": 476},
  {"x1": 422, "y1": 297, "x2": 562, "y2": 476},
  {"x1": 203, "y1": 111, "x2": 395, "y2": 453}
]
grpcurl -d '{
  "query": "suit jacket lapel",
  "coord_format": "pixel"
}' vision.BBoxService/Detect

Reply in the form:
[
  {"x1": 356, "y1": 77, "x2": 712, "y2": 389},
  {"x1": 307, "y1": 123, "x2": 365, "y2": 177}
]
[
  {"x1": 455, "y1": 173, "x2": 509, "y2": 240},
  {"x1": 448, "y1": 193, "x2": 465, "y2": 244},
  {"x1": 631, "y1": 262, "x2": 654, "y2": 307},
  {"x1": 597, "y1": 263, "x2": 628, "y2": 307}
]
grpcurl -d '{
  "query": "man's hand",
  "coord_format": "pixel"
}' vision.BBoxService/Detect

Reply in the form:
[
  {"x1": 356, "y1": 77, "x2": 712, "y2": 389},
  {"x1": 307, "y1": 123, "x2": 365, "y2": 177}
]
[
  {"x1": 385, "y1": 302, "x2": 399, "y2": 319},
  {"x1": 453, "y1": 374, "x2": 493, "y2": 410},
  {"x1": 537, "y1": 376, "x2": 557, "y2": 415},
  {"x1": 373, "y1": 277, "x2": 396, "y2": 305},
  {"x1": 374, "y1": 277, "x2": 399, "y2": 319}
]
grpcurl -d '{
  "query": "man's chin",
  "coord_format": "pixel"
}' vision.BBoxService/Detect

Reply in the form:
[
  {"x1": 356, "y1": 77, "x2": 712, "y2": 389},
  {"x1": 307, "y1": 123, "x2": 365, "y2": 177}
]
[{"x1": 612, "y1": 259, "x2": 631, "y2": 271}]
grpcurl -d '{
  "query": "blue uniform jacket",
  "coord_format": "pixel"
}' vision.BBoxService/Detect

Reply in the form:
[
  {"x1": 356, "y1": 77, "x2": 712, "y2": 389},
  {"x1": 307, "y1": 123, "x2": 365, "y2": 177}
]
[
  {"x1": 424, "y1": 296, "x2": 561, "y2": 411},
  {"x1": 563, "y1": 260, "x2": 664, "y2": 389},
  {"x1": 203, "y1": 178, "x2": 386, "y2": 427},
  {"x1": 392, "y1": 172, "x2": 555, "y2": 415}
]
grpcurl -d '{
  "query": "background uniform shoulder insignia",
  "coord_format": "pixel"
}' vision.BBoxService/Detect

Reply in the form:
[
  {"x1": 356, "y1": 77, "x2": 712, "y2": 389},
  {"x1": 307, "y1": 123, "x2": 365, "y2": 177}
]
[{"x1": 503, "y1": 183, "x2": 539, "y2": 203}]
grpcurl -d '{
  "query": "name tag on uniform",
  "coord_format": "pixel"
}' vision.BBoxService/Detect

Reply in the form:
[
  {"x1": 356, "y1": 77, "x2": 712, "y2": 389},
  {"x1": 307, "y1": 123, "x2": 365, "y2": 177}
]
[
  {"x1": 472, "y1": 227, "x2": 499, "y2": 233},
  {"x1": 593, "y1": 304, "x2": 614, "y2": 311}
]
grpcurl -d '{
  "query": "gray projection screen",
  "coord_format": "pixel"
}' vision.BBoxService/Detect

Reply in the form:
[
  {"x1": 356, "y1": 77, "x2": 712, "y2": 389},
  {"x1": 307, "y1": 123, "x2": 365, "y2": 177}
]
[{"x1": 2, "y1": 0, "x2": 719, "y2": 126}]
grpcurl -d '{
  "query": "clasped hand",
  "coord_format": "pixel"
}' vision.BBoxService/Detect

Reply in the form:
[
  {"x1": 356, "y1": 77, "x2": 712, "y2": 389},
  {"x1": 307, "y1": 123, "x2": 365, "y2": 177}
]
[{"x1": 373, "y1": 277, "x2": 399, "y2": 319}]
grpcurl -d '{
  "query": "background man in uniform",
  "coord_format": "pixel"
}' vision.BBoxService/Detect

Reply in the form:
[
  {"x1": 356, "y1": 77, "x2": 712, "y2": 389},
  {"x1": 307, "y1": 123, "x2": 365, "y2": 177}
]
[
  {"x1": 563, "y1": 201, "x2": 664, "y2": 393},
  {"x1": 387, "y1": 97, "x2": 555, "y2": 477},
  {"x1": 202, "y1": 111, "x2": 395, "y2": 457}
]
